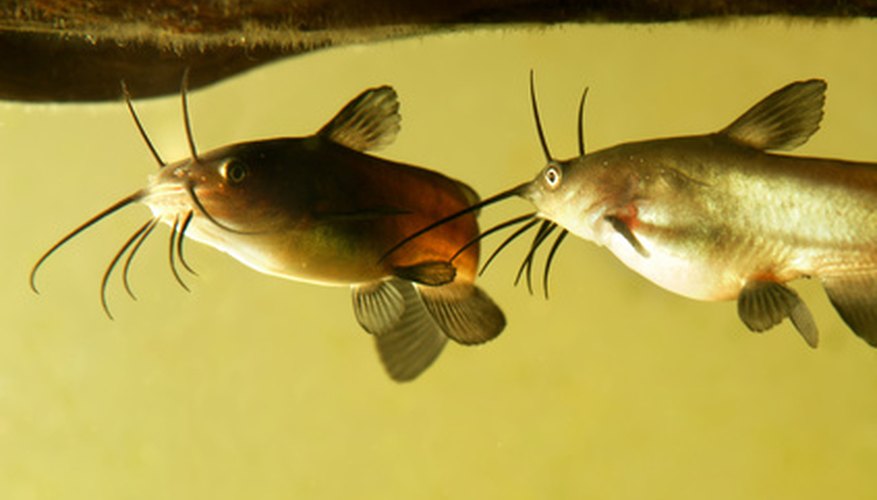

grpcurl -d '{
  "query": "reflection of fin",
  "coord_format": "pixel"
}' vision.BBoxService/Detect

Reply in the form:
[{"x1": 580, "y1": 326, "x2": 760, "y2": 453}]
[
  {"x1": 317, "y1": 86, "x2": 401, "y2": 152},
  {"x1": 419, "y1": 282, "x2": 505, "y2": 345},
  {"x1": 352, "y1": 278, "x2": 447, "y2": 382},
  {"x1": 605, "y1": 215, "x2": 649, "y2": 257},
  {"x1": 822, "y1": 274, "x2": 877, "y2": 347},
  {"x1": 737, "y1": 280, "x2": 818, "y2": 348},
  {"x1": 720, "y1": 79, "x2": 825, "y2": 151},
  {"x1": 394, "y1": 261, "x2": 456, "y2": 286}
]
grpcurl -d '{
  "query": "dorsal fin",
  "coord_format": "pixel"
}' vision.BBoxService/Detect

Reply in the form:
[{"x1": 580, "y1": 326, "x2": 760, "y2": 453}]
[
  {"x1": 720, "y1": 79, "x2": 826, "y2": 151},
  {"x1": 317, "y1": 86, "x2": 401, "y2": 152}
]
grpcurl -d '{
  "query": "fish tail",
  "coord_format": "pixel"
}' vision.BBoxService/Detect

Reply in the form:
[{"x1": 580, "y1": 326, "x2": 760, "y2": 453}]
[{"x1": 417, "y1": 281, "x2": 506, "y2": 345}]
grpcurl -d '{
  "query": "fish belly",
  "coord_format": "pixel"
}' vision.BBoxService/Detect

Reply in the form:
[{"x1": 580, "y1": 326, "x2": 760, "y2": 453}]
[
  {"x1": 602, "y1": 207, "x2": 875, "y2": 303},
  {"x1": 604, "y1": 231, "x2": 751, "y2": 301}
]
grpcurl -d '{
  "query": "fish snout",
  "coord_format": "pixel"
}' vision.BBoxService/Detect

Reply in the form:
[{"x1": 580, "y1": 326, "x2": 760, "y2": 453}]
[
  {"x1": 166, "y1": 160, "x2": 206, "y2": 184},
  {"x1": 152, "y1": 160, "x2": 222, "y2": 200},
  {"x1": 145, "y1": 162, "x2": 206, "y2": 214},
  {"x1": 150, "y1": 158, "x2": 193, "y2": 185}
]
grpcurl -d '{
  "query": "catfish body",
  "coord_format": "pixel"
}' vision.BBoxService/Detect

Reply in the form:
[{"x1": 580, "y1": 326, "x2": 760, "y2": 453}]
[
  {"x1": 526, "y1": 79, "x2": 877, "y2": 347},
  {"x1": 545, "y1": 135, "x2": 877, "y2": 302},
  {"x1": 33, "y1": 85, "x2": 505, "y2": 381},
  {"x1": 163, "y1": 137, "x2": 481, "y2": 286}
]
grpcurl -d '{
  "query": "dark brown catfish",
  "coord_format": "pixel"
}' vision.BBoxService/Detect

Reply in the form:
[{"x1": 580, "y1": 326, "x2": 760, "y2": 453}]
[
  {"x1": 30, "y1": 83, "x2": 505, "y2": 381},
  {"x1": 390, "y1": 76, "x2": 877, "y2": 349}
]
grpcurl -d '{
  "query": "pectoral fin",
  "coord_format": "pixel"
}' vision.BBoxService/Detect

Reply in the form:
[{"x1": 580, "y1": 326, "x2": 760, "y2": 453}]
[
  {"x1": 821, "y1": 274, "x2": 877, "y2": 347},
  {"x1": 720, "y1": 79, "x2": 825, "y2": 151},
  {"x1": 317, "y1": 86, "x2": 401, "y2": 152},
  {"x1": 393, "y1": 261, "x2": 456, "y2": 286},
  {"x1": 605, "y1": 215, "x2": 649, "y2": 257},
  {"x1": 737, "y1": 280, "x2": 818, "y2": 348},
  {"x1": 352, "y1": 278, "x2": 447, "y2": 382}
]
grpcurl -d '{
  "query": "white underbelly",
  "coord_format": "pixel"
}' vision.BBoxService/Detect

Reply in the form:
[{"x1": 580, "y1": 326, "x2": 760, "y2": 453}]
[
  {"x1": 160, "y1": 216, "x2": 350, "y2": 287},
  {"x1": 604, "y1": 231, "x2": 745, "y2": 302}
]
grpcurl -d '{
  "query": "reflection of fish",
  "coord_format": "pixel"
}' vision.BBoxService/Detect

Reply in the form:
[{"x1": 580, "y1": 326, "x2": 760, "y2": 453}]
[
  {"x1": 391, "y1": 75, "x2": 877, "y2": 349},
  {"x1": 30, "y1": 80, "x2": 505, "y2": 381}
]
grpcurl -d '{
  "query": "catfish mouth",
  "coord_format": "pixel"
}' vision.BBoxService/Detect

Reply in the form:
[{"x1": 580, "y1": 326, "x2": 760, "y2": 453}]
[
  {"x1": 28, "y1": 172, "x2": 265, "y2": 319},
  {"x1": 29, "y1": 70, "x2": 253, "y2": 319},
  {"x1": 150, "y1": 170, "x2": 254, "y2": 236}
]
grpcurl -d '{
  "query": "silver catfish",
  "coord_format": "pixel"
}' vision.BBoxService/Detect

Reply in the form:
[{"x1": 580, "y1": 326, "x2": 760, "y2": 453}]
[{"x1": 390, "y1": 76, "x2": 877, "y2": 349}]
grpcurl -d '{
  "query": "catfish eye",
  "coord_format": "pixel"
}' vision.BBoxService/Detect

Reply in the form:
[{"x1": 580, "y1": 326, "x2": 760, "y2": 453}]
[
  {"x1": 544, "y1": 165, "x2": 562, "y2": 188},
  {"x1": 221, "y1": 159, "x2": 249, "y2": 184}
]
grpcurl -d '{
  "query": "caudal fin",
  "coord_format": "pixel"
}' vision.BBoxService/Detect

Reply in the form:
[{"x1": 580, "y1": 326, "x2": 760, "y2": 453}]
[{"x1": 418, "y1": 282, "x2": 506, "y2": 345}]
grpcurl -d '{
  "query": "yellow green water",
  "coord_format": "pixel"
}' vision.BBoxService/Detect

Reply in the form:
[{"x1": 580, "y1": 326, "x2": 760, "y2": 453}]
[{"x1": 1, "y1": 20, "x2": 876, "y2": 499}]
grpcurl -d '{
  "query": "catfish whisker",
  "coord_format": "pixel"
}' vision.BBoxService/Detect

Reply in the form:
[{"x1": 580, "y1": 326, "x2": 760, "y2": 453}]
[
  {"x1": 514, "y1": 221, "x2": 556, "y2": 294},
  {"x1": 380, "y1": 182, "x2": 530, "y2": 263},
  {"x1": 577, "y1": 87, "x2": 589, "y2": 156},
  {"x1": 122, "y1": 217, "x2": 159, "y2": 300},
  {"x1": 177, "y1": 210, "x2": 198, "y2": 275},
  {"x1": 530, "y1": 70, "x2": 554, "y2": 163},
  {"x1": 514, "y1": 221, "x2": 551, "y2": 288},
  {"x1": 186, "y1": 183, "x2": 256, "y2": 235},
  {"x1": 180, "y1": 68, "x2": 200, "y2": 162},
  {"x1": 30, "y1": 190, "x2": 146, "y2": 294},
  {"x1": 168, "y1": 215, "x2": 191, "y2": 292},
  {"x1": 101, "y1": 219, "x2": 156, "y2": 319},
  {"x1": 478, "y1": 218, "x2": 541, "y2": 277},
  {"x1": 121, "y1": 80, "x2": 166, "y2": 167},
  {"x1": 542, "y1": 229, "x2": 569, "y2": 299},
  {"x1": 450, "y1": 212, "x2": 537, "y2": 262}
]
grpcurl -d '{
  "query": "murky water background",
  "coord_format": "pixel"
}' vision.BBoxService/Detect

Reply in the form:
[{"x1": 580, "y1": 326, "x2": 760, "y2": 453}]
[{"x1": 1, "y1": 20, "x2": 875, "y2": 499}]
